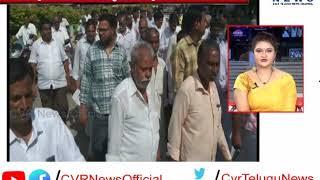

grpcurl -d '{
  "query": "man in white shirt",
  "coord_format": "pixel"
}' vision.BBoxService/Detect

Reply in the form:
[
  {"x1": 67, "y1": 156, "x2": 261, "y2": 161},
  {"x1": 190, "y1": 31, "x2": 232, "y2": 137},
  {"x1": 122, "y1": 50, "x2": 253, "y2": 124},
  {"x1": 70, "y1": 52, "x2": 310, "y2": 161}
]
[
  {"x1": 28, "y1": 19, "x2": 71, "y2": 123},
  {"x1": 77, "y1": 16, "x2": 87, "y2": 40},
  {"x1": 116, "y1": 13, "x2": 136, "y2": 62},
  {"x1": 159, "y1": 13, "x2": 180, "y2": 61},
  {"x1": 210, "y1": 20, "x2": 227, "y2": 91},
  {"x1": 9, "y1": 60, "x2": 84, "y2": 161},
  {"x1": 137, "y1": 18, "x2": 148, "y2": 41},
  {"x1": 52, "y1": 16, "x2": 70, "y2": 47},
  {"x1": 72, "y1": 19, "x2": 97, "y2": 90},
  {"x1": 146, "y1": 9, "x2": 154, "y2": 27},
  {"x1": 58, "y1": 12, "x2": 70, "y2": 34},
  {"x1": 145, "y1": 28, "x2": 166, "y2": 160},
  {"x1": 145, "y1": 28, "x2": 166, "y2": 112},
  {"x1": 131, "y1": 8, "x2": 140, "y2": 38},
  {"x1": 125, "y1": 13, "x2": 137, "y2": 40},
  {"x1": 107, "y1": 42, "x2": 160, "y2": 161},
  {"x1": 152, "y1": 10, "x2": 164, "y2": 38},
  {"x1": 14, "y1": 16, "x2": 37, "y2": 47}
]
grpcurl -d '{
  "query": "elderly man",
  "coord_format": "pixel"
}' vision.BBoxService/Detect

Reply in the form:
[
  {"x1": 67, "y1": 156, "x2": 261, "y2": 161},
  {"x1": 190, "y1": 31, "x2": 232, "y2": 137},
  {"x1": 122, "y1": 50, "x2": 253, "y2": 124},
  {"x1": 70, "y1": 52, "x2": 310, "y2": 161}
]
[
  {"x1": 9, "y1": 60, "x2": 84, "y2": 161},
  {"x1": 167, "y1": 39, "x2": 231, "y2": 161},
  {"x1": 80, "y1": 14, "x2": 130, "y2": 161},
  {"x1": 107, "y1": 42, "x2": 160, "y2": 161}
]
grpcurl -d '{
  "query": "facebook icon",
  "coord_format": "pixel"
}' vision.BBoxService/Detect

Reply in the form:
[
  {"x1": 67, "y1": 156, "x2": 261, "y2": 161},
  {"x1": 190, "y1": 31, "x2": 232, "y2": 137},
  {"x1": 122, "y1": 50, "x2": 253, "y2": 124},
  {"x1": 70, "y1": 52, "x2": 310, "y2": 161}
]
[{"x1": 29, "y1": 170, "x2": 50, "y2": 180}]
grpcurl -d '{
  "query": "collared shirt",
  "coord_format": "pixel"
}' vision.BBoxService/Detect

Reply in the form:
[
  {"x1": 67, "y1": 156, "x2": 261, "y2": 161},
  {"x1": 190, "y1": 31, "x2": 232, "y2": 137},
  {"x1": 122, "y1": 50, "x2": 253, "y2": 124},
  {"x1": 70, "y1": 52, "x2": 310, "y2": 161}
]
[
  {"x1": 158, "y1": 26, "x2": 181, "y2": 60},
  {"x1": 167, "y1": 72, "x2": 231, "y2": 161},
  {"x1": 15, "y1": 23, "x2": 37, "y2": 46},
  {"x1": 107, "y1": 77, "x2": 160, "y2": 161},
  {"x1": 80, "y1": 41, "x2": 130, "y2": 114},
  {"x1": 217, "y1": 39, "x2": 228, "y2": 90},
  {"x1": 29, "y1": 38, "x2": 68, "y2": 90},
  {"x1": 52, "y1": 27, "x2": 69, "y2": 47},
  {"x1": 151, "y1": 23, "x2": 165, "y2": 38},
  {"x1": 10, "y1": 108, "x2": 85, "y2": 161},
  {"x1": 72, "y1": 36, "x2": 96, "y2": 81},
  {"x1": 116, "y1": 28, "x2": 136, "y2": 62},
  {"x1": 172, "y1": 35, "x2": 201, "y2": 92},
  {"x1": 132, "y1": 19, "x2": 140, "y2": 40},
  {"x1": 60, "y1": 18, "x2": 69, "y2": 29},
  {"x1": 148, "y1": 56, "x2": 166, "y2": 113}
]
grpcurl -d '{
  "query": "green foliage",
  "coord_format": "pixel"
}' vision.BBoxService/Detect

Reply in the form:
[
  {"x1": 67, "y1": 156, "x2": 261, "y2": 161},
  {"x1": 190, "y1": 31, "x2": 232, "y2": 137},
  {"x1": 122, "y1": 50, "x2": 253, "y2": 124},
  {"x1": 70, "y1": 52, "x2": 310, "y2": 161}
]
[
  {"x1": 9, "y1": 5, "x2": 85, "y2": 36},
  {"x1": 9, "y1": 4, "x2": 155, "y2": 37}
]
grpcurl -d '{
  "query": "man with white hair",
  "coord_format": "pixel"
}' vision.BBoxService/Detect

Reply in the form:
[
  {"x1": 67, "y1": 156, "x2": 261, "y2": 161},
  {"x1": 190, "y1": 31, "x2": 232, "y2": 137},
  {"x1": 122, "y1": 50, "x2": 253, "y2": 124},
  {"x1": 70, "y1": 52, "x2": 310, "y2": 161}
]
[{"x1": 107, "y1": 42, "x2": 160, "y2": 161}]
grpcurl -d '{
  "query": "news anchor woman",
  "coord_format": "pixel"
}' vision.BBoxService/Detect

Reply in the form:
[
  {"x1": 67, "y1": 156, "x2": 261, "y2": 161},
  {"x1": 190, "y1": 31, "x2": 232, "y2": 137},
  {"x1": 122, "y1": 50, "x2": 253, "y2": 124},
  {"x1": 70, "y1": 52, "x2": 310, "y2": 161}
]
[{"x1": 233, "y1": 31, "x2": 297, "y2": 112}]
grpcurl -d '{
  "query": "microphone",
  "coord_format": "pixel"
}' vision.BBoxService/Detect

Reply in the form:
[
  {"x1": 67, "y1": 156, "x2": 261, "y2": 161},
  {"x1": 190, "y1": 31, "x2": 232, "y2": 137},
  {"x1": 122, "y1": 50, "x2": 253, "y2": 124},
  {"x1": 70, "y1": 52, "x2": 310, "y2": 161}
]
[
  {"x1": 216, "y1": 104, "x2": 221, "y2": 108},
  {"x1": 252, "y1": 82, "x2": 259, "y2": 89}
]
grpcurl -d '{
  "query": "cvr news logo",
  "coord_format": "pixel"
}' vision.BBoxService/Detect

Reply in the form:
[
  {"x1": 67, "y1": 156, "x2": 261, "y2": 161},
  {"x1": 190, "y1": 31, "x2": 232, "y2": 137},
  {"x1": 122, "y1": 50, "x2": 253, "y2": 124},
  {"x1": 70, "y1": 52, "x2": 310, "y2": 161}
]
[
  {"x1": 29, "y1": 169, "x2": 50, "y2": 180},
  {"x1": 2, "y1": 171, "x2": 25, "y2": 180},
  {"x1": 194, "y1": 168, "x2": 205, "y2": 180},
  {"x1": 273, "y1": 0, "x2": 315, "y2": 6}
]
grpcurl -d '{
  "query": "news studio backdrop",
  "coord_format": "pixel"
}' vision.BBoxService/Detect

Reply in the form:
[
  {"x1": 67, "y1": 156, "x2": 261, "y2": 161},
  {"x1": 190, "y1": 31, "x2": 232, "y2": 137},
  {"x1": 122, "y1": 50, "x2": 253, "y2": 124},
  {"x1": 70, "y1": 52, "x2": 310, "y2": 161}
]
[{"x1": 2, "y1": 0, "x2": 320, "y2": 179}]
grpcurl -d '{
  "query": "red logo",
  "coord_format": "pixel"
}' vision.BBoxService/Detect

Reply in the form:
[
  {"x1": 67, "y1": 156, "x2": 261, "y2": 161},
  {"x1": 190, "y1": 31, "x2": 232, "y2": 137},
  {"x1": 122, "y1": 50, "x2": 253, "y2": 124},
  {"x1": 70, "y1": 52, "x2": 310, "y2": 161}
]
[{"x1": 2, "y1": 171, "x2": 25, "y2": 180}]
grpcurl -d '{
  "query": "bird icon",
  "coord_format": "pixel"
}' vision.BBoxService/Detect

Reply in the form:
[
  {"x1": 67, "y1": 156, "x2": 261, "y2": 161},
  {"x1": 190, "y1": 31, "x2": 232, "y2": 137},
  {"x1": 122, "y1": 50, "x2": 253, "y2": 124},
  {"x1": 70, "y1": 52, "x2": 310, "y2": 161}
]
[{"x1": 194, "y1": 168, "x2": 205, "y2": 180}]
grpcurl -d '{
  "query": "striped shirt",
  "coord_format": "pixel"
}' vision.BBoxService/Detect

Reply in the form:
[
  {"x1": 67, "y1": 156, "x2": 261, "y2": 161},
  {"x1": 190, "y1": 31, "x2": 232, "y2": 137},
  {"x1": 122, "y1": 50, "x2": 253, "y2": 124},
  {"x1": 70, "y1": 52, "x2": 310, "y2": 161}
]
[
  {"x1": 80, "y1": 41, "x2": 130, "y2": 114},
  {"x1": 171, "y1": 35, "x2": 201, "y2": 92}
]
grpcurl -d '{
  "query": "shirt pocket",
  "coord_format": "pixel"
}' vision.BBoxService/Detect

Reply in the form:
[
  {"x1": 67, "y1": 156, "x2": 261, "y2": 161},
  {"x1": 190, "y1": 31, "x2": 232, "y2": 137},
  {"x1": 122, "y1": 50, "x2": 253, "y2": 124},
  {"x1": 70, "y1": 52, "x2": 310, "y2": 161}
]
[
  {"x1": 124, "y1": 112, "x2": 146, "y2": 132},
  {"x1": 37, "y1": 46, "x2": 50, "y2": 63},
  {"x1": 188, "y1": 96, "x2": 211, "y2": 133}
]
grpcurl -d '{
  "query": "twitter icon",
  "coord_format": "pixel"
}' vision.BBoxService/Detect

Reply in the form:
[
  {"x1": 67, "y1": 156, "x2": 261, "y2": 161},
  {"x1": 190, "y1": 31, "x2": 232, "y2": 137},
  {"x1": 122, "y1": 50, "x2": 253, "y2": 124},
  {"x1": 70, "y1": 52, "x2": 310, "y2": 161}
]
[{"x1": 194, "y1": 168, "x2": 205, "y2": 180}]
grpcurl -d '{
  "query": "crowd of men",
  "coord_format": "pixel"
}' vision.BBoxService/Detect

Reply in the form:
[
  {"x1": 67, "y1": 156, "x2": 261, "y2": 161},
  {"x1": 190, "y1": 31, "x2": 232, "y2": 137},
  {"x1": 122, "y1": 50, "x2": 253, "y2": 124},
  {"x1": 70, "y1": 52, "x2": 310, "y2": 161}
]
[{"x1": 9, "y1": 5, "x2": 257, "y2": 161}]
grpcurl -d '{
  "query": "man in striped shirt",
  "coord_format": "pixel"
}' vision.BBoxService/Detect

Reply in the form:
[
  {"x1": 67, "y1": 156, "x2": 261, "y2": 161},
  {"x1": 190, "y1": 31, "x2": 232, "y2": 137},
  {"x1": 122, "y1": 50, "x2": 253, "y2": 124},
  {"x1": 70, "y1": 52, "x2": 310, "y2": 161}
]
[{"x1": 80, "y1": 14, "x2": 130, "y2": 161}]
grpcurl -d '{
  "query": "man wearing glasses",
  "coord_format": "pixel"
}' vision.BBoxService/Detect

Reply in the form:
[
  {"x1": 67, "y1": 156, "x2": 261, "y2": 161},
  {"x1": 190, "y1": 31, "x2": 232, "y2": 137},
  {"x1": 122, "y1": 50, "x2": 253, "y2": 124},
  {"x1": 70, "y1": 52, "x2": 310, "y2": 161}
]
[{"x1": 80, "y1": 14, "x2": 130, "y2": 161}]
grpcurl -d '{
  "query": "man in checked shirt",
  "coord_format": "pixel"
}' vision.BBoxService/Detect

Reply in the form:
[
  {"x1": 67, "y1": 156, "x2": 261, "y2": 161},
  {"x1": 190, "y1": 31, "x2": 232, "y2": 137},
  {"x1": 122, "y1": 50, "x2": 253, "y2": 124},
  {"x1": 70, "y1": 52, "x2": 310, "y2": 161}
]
[{"x1": 80, "y1": 14, "x2": 130, "y2": 161}]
